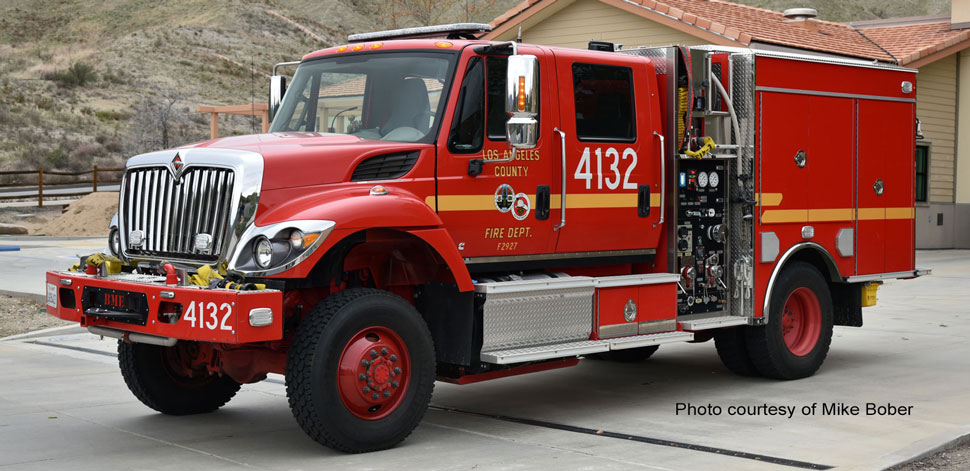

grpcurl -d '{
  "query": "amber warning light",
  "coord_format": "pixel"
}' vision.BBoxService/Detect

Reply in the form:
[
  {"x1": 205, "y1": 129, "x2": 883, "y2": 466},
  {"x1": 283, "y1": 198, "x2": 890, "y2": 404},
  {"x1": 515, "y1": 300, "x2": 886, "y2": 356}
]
[{"x1": 518, "y1": 76, "x2": 526, "y2": 111}]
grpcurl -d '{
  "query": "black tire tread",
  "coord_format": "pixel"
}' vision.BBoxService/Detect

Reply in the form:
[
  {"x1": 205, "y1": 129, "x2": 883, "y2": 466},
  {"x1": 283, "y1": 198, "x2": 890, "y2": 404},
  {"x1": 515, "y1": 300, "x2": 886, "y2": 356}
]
[
  {"x1": 745, "y1": 262, "x2": 833, "y2": 380},
  {"x1": 588, "y1": 345, "x2": 659, "y2": 362},
  {"x1": 285, "y1": 288, "x2": 435, "y2": 453},
  {"x1": 713, "y1": 327, "x2": 760, "y2": 377},
  {"x1": 118, "y1": 341, "x2": 241, "y2": 415}
]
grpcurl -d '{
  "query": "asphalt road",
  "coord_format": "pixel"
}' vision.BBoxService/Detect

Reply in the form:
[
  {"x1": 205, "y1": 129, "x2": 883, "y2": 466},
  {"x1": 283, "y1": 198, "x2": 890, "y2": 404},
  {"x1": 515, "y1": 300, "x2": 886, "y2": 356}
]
[{"x1": 0, "y1": 250, "x2": 968, "y2": 470}]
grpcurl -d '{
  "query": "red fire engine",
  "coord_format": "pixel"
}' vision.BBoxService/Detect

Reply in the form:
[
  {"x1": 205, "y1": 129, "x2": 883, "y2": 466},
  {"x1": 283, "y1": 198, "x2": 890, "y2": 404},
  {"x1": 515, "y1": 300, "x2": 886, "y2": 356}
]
[{"x1": 45, "y1": 24, "x2": 926, "y2": 452}]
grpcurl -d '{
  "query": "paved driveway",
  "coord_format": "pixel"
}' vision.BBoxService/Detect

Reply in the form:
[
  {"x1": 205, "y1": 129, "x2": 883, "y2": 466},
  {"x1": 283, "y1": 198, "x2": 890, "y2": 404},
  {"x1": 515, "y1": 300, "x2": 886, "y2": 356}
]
[{"x1": 0, "y1": 250, "x2": 967, "y2": 470}]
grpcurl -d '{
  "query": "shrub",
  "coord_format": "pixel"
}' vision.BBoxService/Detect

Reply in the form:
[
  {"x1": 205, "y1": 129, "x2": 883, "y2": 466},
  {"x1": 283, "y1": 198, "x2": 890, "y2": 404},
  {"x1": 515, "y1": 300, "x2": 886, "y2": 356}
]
[
  {"x1": 44, "y1": 147, "x2": 69, "y2": 168},
  {"x1": 45, "y1": 61, "x2": 97, "y2": 88},
  {"x1": 95, "y1": 110, "x2": 129, "y2": 121}
]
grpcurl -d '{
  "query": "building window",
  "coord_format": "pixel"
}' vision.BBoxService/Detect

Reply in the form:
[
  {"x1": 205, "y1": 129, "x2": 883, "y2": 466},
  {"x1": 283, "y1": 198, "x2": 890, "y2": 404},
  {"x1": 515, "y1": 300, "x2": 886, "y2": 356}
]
[
  {"x1": 915, "y1": 145, "x2": 929, "y2": 203},
  {"x1": 572, "y1": 63, "x2": 636, "y2": 141}
]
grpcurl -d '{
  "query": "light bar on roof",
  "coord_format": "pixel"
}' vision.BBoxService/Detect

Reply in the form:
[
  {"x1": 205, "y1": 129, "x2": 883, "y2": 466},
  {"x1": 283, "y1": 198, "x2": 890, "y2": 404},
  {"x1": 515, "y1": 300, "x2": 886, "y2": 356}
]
[{"x1": 348, "y1": 23, "x2": 493, "y2": 43}]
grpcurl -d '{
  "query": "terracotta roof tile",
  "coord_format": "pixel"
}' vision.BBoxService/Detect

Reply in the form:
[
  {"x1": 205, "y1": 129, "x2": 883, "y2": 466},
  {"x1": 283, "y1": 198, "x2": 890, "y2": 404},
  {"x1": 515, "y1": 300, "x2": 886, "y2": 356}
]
[
  {"x1": 858, "y1": 20, "x2": 970, "y2": 64},
  {"x1": 487, "y1": 0, "x2": 897, "y2": 62}
]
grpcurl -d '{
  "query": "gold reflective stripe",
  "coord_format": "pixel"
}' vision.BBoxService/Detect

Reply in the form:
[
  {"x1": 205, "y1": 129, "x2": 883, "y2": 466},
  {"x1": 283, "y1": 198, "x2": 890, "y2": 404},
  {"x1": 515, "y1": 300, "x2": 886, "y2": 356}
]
[
  {"x1": 427, "y1": 193, "x2": 660, "y2": 212},
  {"x1": 886, "y1": 207, "x2": 915, "y2": 219},
  {"x1": 756, "y1": 193, "x2": 784, "y2": 207},
  {"x1": 808, "y1": 208, "x2": 854, "y2": 222},
  {"x1": 762, "y1": 207, "x2": 914, "y2": 224}
]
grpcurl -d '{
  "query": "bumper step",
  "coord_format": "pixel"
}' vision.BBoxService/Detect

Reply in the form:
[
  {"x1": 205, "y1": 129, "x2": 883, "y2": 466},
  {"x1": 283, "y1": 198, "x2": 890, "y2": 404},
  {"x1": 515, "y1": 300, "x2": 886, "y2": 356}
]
[
  {"x1": 679, "y1": 316, "x2": 750, "y2": 331},
  {"x1": 480, "y1": 331, "x2": 695, "y2": 364}
]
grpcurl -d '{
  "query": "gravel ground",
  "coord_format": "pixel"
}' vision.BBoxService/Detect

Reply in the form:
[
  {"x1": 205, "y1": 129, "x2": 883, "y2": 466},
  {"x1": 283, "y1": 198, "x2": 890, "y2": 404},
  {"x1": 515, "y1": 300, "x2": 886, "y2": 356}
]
[
  {"x1": 887, "y1": 439, "x2": 970, "y2": 470},
  {"x1": 0, "y1": 295, "x2": 70, "y2": 338}
]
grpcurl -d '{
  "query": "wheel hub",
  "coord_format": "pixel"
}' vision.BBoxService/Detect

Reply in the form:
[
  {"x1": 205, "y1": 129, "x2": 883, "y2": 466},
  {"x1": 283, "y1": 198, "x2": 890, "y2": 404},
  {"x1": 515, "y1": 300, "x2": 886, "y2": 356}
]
[
  {"x1": 781, "y1": 287, "x2": 822, "y2": 357},
  {"x1": 337, "y1": 326, "x2": 410, "y2": 420}
]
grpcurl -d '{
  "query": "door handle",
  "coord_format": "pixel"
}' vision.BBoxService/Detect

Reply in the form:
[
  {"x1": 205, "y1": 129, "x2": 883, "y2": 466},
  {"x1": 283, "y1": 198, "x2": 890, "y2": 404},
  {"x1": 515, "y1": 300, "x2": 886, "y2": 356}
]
[
  {"x1": 653, "y1": 131, "x2": 665, "y2": 227},
  {"x1": 536, "y1": 185, "x2": 550, "y2": 220},
  {"x1": 553, "y1": 128, "x2": 566, "y2": 231}
]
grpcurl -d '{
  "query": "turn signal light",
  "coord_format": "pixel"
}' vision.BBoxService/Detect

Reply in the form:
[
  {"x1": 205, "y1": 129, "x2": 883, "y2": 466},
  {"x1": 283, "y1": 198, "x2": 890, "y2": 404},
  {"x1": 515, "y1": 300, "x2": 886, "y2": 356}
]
[
  {"x1": 518, "y1": 76, "x2": 526, "y2": 111},
  {"x1": 435, "y1": 41, "x2": 453, "y2": 48}
]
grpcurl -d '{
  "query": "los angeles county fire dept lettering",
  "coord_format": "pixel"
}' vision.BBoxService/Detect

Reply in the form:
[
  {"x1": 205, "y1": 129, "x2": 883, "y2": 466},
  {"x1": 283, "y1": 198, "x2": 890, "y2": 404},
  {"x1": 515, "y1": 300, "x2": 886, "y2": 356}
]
[{"x1": 483, "y1": 148, "x2": 538, "y2": 178}]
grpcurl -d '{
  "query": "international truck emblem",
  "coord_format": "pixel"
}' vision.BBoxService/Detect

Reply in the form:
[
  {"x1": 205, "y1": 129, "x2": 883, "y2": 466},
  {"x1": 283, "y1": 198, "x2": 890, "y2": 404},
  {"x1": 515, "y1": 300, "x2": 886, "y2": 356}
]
[{"x1": 168, "y1": 153, "x2": 186, "y2": 181}]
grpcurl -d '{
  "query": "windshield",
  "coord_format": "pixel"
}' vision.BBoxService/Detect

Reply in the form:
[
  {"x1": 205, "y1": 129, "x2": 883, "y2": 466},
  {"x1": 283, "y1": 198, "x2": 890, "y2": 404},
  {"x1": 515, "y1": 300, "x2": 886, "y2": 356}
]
[{"x1": 270, "y1": 51, "x2": 456, "y2": 143}]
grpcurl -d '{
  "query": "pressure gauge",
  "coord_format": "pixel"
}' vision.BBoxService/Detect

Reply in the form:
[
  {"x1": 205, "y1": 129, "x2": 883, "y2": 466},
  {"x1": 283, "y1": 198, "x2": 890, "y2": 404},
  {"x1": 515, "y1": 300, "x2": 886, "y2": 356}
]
[
  {"x1": 708, "y1": 171, "x2": 719, "y2": 188},
  {"x1": 697, "y1": 171, "x2": 709, "y2": 188}
]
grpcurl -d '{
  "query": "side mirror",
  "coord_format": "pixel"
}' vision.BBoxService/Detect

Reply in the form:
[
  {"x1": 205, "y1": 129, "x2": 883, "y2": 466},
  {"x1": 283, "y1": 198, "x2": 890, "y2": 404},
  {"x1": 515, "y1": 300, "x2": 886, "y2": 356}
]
[
  {"x1": 269, "y1": 75, "x2": 287, "y2": 122},
  {"x1": 505, "y1": 55, "x2": 539, "y2": 149}
]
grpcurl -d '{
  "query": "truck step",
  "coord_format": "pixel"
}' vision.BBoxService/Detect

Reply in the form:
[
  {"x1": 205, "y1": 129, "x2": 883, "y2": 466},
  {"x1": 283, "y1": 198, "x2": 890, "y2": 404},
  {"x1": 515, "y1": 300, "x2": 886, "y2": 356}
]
[
  {"x1": 679, "y1": 316, "x2": 750, "y2": 330},
  {"x1": 480, "y1": 331, "x2": 695, "y2": 364}
]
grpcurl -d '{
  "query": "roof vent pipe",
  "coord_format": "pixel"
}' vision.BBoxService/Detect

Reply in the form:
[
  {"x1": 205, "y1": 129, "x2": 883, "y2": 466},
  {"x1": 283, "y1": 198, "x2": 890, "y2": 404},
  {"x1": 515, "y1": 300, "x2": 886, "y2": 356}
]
[{"x1": 783, "y1": 8, "x2": 818, "y2": 21}]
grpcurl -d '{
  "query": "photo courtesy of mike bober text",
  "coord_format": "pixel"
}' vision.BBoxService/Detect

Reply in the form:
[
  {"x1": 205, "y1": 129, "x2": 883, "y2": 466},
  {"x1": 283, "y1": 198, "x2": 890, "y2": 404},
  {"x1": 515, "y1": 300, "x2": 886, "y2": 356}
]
[{"x1": 676, "y1": 402, "x2": 914, "y2": 419}]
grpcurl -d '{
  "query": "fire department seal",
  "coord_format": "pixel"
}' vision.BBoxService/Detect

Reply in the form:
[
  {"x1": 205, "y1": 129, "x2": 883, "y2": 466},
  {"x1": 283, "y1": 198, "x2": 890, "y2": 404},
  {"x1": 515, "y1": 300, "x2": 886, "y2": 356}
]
[
  {"x1": 494, "y1": 184, "x2": 514, "y2": 213},
  {"x1": 512, "y1": 193, "x2": 531, "y2": 221}
]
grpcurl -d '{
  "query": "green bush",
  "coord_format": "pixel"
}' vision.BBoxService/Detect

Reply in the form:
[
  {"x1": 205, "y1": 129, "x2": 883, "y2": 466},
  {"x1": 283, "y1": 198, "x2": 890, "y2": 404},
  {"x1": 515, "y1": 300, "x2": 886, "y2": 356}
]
[
  {"x1": 44, "y1": 61, "x2": 97, "y2": 88},
  {"x1": 95, "y1": 110, "x2": 129, "y2": 121},
  {"x1": 44, "y1": 147, "x2": 69, "y2": 168}
]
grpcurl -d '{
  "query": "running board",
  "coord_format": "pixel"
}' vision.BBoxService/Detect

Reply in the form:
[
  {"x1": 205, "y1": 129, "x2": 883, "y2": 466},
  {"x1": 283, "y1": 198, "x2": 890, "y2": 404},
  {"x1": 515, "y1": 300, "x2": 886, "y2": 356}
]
[
  {"x1": 679, "y1": 316, "x2": 750, "y2": 331},
  {"x1": 480, "y1": 331, "x2": 695, "y2": 364}
]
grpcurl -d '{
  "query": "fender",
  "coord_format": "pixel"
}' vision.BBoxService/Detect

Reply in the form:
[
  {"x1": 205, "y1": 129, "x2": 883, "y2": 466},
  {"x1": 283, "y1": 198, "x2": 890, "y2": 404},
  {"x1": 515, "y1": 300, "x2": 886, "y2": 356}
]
[
  {"x1": 257, "y1": 185, "x2": 473, "y2": 290},
  {"x1": 762, "y1": 242, "x2": 841, "y2": 323}
]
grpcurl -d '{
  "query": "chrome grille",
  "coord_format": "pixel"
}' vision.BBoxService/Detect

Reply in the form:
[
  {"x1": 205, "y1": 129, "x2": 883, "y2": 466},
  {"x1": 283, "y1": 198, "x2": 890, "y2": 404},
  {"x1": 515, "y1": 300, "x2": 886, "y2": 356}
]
[{"x1": 121, "y1": 166, "x2": 235, "y2": 263}]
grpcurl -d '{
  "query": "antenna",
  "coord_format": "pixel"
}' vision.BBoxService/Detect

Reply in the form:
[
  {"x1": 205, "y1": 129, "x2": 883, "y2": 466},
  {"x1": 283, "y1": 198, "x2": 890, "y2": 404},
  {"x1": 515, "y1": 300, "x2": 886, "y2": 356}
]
[
  {"x1": 250, "y1": 56, "x2": 257, "y2": 134},
  {"x1": 516, "y1": 26, "x2": 522, "y2": 43}
]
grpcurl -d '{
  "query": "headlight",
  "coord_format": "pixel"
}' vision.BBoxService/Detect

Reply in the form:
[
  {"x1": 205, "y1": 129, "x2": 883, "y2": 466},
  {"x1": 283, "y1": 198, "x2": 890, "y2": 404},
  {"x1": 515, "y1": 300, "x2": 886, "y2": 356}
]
[
  {"x1": 254, "y1": 237, "x2": 274, "y2": 269},
  {"x1": 109, "y1": 227, "x2": 121, "y2": 257}
]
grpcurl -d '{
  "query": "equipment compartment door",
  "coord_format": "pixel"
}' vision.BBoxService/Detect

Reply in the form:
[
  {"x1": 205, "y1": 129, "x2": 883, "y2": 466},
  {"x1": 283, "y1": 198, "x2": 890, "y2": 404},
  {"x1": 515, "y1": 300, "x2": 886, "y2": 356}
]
[
  {"x1": 435, "y1": 47, "x2": 559, "y2": 258},
  {"x1": 552, "y1": 53, "x2": 664, "y2": 255},
  {"x1": 857, "y1": 99, "x2": 916, "y2": 274}
]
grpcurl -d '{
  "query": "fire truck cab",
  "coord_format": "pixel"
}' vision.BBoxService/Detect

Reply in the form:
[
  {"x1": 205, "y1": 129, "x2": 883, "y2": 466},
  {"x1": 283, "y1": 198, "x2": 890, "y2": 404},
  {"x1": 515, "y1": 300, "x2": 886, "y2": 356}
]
[{"x1": 45, "y1": 24, "x2": 926, "y2": 453}]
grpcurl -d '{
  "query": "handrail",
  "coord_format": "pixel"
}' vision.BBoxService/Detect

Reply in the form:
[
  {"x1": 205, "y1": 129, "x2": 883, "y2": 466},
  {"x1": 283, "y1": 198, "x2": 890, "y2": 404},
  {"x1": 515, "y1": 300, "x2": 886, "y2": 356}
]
[{"x1": 553, "y1": 127, "x2": 566, "y2": 231}]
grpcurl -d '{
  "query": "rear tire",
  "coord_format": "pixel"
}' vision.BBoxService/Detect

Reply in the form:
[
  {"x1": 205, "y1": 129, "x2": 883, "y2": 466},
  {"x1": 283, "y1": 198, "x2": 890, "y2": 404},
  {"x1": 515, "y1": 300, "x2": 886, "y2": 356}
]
[
  {"x1": 713, "y1": 327, "x2": 760, "y2": 377},
  {"x1": 588, "y1": 345, "x2": 659, "y2": 362},
  {"x1": 285, "y1": 288, "x2": 435, "y2": 453},
  {"x1": 118, "y1": 341, "x2": 241, "y2": 415},
  {"x1": 745, "y1": 262, "x2": 833, "y2": 380}
]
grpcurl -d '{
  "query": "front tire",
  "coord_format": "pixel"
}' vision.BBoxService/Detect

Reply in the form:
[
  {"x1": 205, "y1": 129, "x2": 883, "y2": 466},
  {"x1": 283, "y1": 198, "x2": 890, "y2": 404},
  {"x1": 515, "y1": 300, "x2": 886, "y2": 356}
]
[
  {"x1": 745, "y1": 262, "x2": 833, "y2": 379},
  {"x1": 285, "y1": 288, "x2": 435, "y2": 453},
  {"x1": 118, "y1": 341, "x2": 241, "y2": 415}
]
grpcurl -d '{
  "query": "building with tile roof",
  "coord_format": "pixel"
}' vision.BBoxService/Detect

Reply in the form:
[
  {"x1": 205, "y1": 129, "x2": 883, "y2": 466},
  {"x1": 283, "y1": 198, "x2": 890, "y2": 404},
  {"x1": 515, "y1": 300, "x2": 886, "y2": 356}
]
[{"x1": 484, "y1": 0, "x2": 970, "y2": 248}]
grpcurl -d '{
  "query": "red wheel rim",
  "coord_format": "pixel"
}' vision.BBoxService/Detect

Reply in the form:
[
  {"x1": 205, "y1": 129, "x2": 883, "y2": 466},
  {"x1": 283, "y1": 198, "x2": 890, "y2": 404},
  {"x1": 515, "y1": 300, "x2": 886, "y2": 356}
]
[
  {"x1": 781, "y1": 287, "x2": 822, "y2": 356},
  {"x1": 337, "y1": 326, "x2": 411, "y2": 420}
]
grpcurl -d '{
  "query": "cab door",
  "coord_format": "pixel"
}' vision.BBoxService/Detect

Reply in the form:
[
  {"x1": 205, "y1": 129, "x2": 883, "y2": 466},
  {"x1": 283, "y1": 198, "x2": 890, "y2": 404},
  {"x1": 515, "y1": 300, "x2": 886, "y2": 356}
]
[
  {"x1": 552, "y1": 53, "x2": 664, "y2": 255},
  {"x1": 435, "y1": 47, "x2": 560, "y2": 258}
]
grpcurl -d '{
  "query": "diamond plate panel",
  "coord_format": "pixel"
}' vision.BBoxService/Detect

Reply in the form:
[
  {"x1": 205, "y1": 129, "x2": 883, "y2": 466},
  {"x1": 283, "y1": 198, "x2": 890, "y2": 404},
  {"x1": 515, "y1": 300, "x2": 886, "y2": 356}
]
[
  {"x1": 619, "y1": 46, "x2": 670, "y2": 75},
  {"x1": 481, "y1": 286, "x2": 594, "y2": 351},
  {"x1": 728, "y1": 52, "x2": 756, "y2": 319}
]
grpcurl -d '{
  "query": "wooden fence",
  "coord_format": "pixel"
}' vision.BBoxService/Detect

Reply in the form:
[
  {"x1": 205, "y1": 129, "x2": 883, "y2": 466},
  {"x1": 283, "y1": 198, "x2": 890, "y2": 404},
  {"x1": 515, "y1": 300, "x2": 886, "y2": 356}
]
[{"x1": 0, "y1": 166, "x2": 124, "y2": 207}]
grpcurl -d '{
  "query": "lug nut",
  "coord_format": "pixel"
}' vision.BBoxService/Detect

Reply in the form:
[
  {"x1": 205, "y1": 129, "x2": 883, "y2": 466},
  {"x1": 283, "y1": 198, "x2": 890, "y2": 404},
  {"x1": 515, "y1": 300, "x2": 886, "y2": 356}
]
[
  {"x1": 383, "y1": 391, "x2": 391, "y2": 398},
  {"x1": 361, "y1": 359, "x2": 370, "y2": 367},
  {"x1": 358, "y1": 374, "x2": 366, "y2": 381},
  {"x1": 390, "y1": 355, "x2": 398, "y2": 362},
  {"x1": 372, "y1": 393, "x2": 379, "y2": 400},
  {"x1": 381, "y1": 348, "x2": 388, "y2": 355},
  {"x1": 362, "y1": 386, "x2": 370, "y2": 394},
  {"x1": 391, "y1": 381, "x2": 399, "y2": 388},
  {"x1": 370, "y1": 349, "x2": 378, "y2": 358},
  {"x1": 393, "y1": 367, "x2": 402, "y2": 375}
]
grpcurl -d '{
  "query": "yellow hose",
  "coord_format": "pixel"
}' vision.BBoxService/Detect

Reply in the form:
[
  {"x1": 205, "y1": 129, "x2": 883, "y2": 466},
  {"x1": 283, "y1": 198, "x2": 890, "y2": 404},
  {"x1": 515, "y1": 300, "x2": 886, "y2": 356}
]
[{"x1": 677, "y1": 87, "x2": 688, "y2": 149}]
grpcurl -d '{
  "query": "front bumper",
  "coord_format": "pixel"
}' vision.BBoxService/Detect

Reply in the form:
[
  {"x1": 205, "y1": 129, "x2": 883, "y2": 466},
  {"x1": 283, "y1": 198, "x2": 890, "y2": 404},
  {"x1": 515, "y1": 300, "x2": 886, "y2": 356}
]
[{"x1": 46, "y1": 271, "x2": 284, "y2": 344}]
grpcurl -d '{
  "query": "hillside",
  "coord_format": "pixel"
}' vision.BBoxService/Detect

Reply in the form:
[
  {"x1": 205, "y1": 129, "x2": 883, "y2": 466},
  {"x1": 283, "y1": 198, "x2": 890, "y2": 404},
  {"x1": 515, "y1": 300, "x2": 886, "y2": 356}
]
[{"x1": 0, "y1": 0, "x2": 951, "y2": 174}]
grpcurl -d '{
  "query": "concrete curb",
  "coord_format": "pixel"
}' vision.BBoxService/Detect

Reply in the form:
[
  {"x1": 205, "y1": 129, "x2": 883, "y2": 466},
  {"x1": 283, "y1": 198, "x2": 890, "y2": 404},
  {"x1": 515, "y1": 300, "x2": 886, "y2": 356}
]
[
  {"x1": 0, "y1": 289, "x2": 46, "y2": 304},
  {"x1": 877, "y1": 427, "x2": 970, "y2": 471}
]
